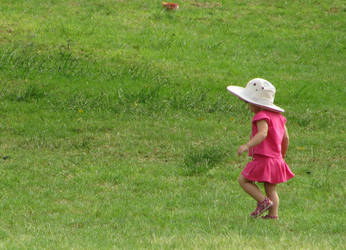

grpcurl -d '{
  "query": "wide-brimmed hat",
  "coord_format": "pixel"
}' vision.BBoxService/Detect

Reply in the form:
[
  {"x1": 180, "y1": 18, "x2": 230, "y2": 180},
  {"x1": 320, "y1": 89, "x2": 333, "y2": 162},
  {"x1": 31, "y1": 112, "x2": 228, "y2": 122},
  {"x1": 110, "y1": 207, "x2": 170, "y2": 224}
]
[{"x1": 226, "y1": 78, "x2": 284, "y2": 112}]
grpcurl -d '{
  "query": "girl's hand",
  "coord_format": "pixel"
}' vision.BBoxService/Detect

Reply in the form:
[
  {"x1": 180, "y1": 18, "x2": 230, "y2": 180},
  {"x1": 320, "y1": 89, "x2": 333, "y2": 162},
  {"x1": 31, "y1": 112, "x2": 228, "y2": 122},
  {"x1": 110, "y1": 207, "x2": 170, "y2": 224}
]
[{"x1": 238, "y1": 144, "x2": 249, "y2": 156}]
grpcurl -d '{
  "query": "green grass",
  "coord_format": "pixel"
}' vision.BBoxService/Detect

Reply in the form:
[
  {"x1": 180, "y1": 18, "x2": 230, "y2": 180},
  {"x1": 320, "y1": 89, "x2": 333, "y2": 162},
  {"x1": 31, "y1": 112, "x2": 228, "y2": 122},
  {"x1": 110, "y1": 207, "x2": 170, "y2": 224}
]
[{"x1": 0, "y1": 0, "x2": 345, "y2": 249}]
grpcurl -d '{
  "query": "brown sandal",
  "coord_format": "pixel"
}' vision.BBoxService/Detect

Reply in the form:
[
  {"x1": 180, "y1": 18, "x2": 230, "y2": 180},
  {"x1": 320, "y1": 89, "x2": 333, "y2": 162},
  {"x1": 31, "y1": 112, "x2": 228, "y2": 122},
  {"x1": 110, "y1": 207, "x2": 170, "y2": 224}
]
[{"x1": 261, "y1": 214, "x2": 278, "y2": 220}]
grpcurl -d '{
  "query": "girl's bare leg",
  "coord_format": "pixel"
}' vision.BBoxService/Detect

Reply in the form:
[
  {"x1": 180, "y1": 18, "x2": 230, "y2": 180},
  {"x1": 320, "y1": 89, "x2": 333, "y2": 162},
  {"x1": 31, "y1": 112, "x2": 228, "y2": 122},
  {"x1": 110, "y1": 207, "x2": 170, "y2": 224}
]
[
  {"x1": 264, "y1": 182, "x2": 279, "y2": 217},
  {"x1": 238, "y1": 175, "x2": 265, "y2": 202}
]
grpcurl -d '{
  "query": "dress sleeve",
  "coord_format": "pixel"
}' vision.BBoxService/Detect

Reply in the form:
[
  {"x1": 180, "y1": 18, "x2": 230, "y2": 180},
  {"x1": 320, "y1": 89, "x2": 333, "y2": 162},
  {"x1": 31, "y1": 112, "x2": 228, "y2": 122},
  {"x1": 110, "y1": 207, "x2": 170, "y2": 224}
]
[{"x1": 252, "y1": 111, "x2": 270, "y2": 125}]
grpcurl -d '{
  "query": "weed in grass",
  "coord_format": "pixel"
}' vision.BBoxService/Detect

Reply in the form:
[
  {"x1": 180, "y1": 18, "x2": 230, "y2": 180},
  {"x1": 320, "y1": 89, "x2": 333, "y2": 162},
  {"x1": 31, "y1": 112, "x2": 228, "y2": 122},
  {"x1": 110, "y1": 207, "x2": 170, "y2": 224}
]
[
  {"x1": 182, "y1": 146, "x2": 226, "y2": 176},
  {"x1": 6, "y1": 83, "x2": 45, "y2": 102}
]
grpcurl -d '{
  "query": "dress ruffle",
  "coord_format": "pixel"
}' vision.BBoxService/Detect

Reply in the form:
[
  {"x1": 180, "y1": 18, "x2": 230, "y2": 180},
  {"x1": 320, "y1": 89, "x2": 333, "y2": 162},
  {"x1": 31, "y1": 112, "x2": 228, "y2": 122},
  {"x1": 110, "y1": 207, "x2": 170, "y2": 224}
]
[{"x1": 241, "y1": 156, "x2": 294, "y2": 184}]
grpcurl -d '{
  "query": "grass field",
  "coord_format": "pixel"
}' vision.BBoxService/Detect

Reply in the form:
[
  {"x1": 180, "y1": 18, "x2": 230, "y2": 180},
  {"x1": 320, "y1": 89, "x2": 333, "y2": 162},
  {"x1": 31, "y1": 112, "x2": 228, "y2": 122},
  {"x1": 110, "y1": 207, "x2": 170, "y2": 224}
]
[{"x1": 0, "y1": 0, "x2": 345, "y2": 249}]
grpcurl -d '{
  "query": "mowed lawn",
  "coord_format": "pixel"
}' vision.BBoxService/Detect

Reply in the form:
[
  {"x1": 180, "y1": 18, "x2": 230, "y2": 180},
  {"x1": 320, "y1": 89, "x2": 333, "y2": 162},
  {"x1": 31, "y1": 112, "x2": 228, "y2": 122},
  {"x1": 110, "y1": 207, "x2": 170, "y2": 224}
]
[{"x1": 0, "y1": 0, "x2": 345, "y2": 249}]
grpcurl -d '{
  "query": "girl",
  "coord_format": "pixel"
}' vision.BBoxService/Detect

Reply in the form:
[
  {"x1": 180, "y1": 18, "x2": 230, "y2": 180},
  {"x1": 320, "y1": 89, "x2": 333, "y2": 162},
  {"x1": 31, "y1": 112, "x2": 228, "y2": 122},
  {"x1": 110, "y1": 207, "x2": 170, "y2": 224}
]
[{"x1": 227, "y1": 78, "x2": 294, "y2": 219}]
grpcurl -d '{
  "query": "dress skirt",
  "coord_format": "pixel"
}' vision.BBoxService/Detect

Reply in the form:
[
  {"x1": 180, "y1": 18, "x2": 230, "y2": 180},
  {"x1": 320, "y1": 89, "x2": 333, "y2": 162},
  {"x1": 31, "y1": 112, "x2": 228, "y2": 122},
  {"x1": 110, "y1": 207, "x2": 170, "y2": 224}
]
[{"x1": 241, "y1": 155, "x2": 294, "y2": 184}]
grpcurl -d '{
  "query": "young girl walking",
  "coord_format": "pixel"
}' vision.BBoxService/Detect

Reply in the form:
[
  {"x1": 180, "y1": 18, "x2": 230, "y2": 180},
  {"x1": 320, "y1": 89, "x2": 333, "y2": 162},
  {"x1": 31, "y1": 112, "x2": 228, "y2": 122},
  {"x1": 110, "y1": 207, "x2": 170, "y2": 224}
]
[{"x1": 227, "y1": 78, "x2": 294, "y2": 219}]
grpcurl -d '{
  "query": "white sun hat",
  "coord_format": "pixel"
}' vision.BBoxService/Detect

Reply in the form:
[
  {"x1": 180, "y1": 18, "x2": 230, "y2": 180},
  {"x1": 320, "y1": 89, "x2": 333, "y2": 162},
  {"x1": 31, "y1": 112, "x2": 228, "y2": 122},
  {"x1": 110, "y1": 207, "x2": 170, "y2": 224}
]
[{"x1": 226, "y1": 78, "x2": 284, "y2": 112}]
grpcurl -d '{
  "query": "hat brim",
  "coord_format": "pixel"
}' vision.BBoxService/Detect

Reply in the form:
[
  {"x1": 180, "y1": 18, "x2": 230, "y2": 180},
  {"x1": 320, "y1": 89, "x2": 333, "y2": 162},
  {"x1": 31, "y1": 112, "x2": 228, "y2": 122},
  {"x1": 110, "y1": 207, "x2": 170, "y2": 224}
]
[{"x1": 226, "y1": 86, "x2": 285, "y2": 113}]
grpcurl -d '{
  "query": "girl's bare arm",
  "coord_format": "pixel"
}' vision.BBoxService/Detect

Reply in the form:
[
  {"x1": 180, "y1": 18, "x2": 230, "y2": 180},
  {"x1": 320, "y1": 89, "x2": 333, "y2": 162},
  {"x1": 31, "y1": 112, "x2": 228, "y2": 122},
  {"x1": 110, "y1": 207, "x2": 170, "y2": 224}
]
[
  {"x1": 281, "y1": 125, "x2": 289, "y2": 158},
  {"x1": 238, "y1": 120, "x2": 268, "y2": 156}
]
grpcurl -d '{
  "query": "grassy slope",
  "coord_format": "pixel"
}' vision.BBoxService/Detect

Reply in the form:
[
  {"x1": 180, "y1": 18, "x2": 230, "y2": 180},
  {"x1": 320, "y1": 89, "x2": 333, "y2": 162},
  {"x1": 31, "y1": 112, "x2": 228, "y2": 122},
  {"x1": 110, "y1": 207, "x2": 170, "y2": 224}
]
[{"x1": 0, "y1": 0, "x2": 345, "y2": 249}]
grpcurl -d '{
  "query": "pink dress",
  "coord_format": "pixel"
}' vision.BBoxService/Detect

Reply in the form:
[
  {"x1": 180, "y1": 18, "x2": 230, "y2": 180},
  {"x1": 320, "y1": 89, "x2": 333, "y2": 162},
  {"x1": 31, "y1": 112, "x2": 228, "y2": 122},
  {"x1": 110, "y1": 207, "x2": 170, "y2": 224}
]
[{"x1": 241, "y1": 110, "x2": 295, "y2": 184}]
